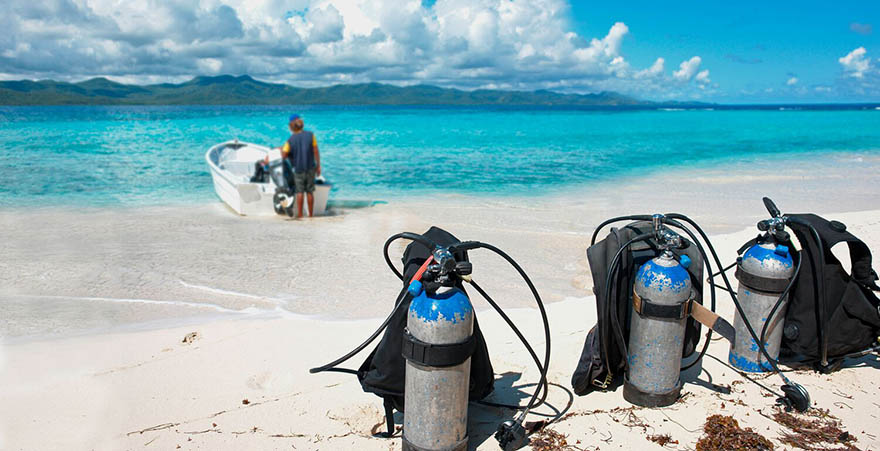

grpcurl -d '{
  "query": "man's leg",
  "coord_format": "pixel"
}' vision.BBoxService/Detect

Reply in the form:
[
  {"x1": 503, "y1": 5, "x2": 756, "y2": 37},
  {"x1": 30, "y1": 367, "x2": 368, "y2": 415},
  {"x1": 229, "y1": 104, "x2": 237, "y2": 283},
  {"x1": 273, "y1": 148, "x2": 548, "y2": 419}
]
[
  {"x1": 305, "y1": 168, "x2": 317, "y2": 217},
  {"x1": 293, "y1": 171, "x2": 306, "y2": 218}
]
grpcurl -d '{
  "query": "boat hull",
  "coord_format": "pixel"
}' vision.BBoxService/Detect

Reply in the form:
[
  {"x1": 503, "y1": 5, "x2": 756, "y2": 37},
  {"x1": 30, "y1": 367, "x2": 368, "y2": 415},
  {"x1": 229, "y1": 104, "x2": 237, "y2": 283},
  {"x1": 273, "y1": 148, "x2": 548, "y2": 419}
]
[{"x1": 205, "y1": 141, "x2": 331, "y2": 217}]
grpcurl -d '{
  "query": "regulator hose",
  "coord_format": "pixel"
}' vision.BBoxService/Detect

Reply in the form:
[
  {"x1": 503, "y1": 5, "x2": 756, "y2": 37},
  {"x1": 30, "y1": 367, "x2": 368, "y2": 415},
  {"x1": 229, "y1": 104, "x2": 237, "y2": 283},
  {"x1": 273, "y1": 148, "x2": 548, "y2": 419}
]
[
  {"x1": 309, "y1": 234, "x2": 435, "y2": 374},
  {"x1": 469, "y1": 281, "x2": 548, "y2": 412},
  {"x1": 666, "y1": 213, "x2": 811, "y2": 411},
  {"x1": 590, "y1": 217, "x2": 718, "y2": 372},
  {"x1": 758, "y1": 251, "x2": 803, "y2": 367},
  {"x1": 602, "y1": 232, "x2": 655, "y2": 368},
  {"x1": 311, "y1": 232, "x2": 554, "y2": 426},
  {"x1": 448, "y1": 240, "x2": 552, "y2": 423}
]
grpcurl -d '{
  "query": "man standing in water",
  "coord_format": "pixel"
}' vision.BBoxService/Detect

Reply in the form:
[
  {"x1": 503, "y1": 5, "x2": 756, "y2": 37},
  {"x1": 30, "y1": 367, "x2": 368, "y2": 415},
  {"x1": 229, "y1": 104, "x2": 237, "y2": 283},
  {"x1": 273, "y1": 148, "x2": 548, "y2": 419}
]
[{"x1": 281, "y1": 114, "x2": 321, "y2": 218}]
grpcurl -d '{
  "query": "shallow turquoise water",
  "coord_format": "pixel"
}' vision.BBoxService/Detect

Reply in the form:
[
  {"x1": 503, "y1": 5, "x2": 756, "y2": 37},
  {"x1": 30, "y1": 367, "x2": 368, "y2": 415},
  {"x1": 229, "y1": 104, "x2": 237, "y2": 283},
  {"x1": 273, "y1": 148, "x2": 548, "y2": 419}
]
[{"x1": 1, "y1": 106, "x2": 879, "y2": 207}]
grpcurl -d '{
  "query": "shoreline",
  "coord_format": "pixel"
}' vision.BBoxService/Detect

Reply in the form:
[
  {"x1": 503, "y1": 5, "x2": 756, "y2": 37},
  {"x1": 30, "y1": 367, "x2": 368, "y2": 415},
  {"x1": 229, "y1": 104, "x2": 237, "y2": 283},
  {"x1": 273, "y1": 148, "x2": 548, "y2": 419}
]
[{"x1": 3, "y1": 150, "x2": 880, "y2": 342}]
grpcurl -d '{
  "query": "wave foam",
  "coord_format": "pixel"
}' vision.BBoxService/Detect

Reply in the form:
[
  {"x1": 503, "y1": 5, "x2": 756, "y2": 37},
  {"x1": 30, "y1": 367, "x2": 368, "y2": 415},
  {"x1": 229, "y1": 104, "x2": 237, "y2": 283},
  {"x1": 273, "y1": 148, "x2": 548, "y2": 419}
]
[
  {"x1": 22, "y1": 294, "x2": 260, "y2": 315},
  {"x1": 178, "y1": 279, "x2": 292, "y2": 306}
]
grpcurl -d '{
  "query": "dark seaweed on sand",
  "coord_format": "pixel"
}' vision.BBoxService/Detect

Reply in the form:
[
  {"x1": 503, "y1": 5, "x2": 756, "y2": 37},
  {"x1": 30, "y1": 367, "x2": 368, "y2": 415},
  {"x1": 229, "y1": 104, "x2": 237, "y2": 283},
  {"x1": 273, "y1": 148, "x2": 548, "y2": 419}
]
[
  {"x1": 530, "y1": 429, "x2": 575, "y2": 451},
  {"x1": 696, "y1": 415, "x2": 774, "y2": 451},
  {"x1": 772, "y1": 408, "x2": 860, "y2": 451},
  {"x1": 647, "y1": 433, "x2": 678, "y2": 446}
]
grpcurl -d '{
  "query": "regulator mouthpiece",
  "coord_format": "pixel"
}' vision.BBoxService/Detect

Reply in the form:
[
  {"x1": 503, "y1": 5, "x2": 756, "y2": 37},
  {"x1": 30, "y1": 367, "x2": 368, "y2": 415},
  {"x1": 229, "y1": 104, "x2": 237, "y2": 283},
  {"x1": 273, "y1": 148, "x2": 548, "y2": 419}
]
[
  {"x1": 495, "y1": 420, "x2": 528, "y2": 451},
  {"x1": 779, "y1": 382, "x2": 811, "y2": 412}
]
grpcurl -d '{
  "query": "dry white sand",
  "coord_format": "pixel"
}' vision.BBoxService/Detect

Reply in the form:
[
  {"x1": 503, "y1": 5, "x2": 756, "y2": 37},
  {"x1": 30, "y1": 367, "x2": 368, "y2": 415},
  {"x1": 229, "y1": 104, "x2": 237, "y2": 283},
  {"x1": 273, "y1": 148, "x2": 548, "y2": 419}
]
[{"x1": 1, "y1": 156, "x2": 880, "y2": 450}]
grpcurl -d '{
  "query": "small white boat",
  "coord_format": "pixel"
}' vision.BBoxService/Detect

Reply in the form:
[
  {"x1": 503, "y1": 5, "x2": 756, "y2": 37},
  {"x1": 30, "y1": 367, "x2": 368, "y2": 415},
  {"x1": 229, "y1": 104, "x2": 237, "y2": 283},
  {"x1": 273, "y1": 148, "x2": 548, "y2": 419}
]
[{"x1": 205, "y1": 140, "x2": 331, "y2": 216}]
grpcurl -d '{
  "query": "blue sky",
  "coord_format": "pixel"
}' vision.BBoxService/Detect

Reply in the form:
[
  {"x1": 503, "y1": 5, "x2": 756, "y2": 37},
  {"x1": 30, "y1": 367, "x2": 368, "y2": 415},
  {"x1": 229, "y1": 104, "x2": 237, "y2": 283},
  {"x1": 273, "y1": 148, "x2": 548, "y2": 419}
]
[
  {"x1": 569, "y1": 1, "x2": 880, "y2": 102},
  {"x1": 1, "y1": 0, "x2": 878, "y2": 103}
]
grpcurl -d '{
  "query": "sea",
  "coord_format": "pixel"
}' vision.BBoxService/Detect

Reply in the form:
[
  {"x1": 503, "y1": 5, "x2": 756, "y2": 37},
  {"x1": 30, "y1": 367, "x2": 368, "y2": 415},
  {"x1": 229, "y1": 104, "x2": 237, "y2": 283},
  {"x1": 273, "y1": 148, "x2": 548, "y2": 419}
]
[
  {"x1": 3, "y1": 105, "x2": 880, "y2": 342},
  {"x1": 1, "y1": 105, "x2": 880, "y2": 208}
]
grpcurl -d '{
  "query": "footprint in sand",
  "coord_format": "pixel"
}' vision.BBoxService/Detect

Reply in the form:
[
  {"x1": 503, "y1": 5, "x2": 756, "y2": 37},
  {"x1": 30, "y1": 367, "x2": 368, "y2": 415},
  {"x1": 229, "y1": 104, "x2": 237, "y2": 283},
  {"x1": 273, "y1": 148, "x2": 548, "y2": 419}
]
[
  {"x1": 326, "y1": 404, "x2": 386, "y2": 435},
  {"x1": 246, "y1": 371, "x2": 274, "y2": 390}
]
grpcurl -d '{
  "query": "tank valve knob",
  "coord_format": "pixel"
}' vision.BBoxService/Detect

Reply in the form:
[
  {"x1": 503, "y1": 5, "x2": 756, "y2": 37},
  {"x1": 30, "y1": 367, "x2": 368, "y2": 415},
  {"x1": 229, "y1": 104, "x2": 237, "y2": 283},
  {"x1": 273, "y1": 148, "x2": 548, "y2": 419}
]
[
  {"x1": 407, "y1": 280, "x2": 423, "y2": 297},
  {"x1": 679, "y1": 254, "x2": 692, "y2": 269},
  {"x1": 495, "y1": 420, "x2": 528, "y2": 450}
]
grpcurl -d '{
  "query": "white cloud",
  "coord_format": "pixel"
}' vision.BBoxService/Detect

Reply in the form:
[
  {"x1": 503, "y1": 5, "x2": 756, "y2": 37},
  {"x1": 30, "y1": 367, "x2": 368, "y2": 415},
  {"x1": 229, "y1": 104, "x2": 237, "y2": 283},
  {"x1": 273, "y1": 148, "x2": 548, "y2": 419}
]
[
  {"x1": 0, "y1": 0, "x2": 713, "y2": 97},
  {"x1": 695, "y1": 69, "x2": 710, "y2": 84},
  {"x1": 839, "y1": 47, "x2": 871, "y2": 78},
  {"x1": 673, "y1": 56, "x2": 702, "y2": 81},
  {"x1": 635, "y1": 57, "x2": 664, "y2": 78},
  {"x1": 197, "y1": 58, "x2": 223, "y2": 74},
  {"x1": 787, "y1": 76, "x2": 798, "y2": 85}
]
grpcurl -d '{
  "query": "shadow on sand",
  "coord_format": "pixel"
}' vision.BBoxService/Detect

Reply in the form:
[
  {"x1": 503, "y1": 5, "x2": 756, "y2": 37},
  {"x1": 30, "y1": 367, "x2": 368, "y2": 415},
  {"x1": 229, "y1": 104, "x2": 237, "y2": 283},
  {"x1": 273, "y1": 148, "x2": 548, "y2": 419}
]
[{"x1": 465, "y1": 372, "x2": 574, "y2": 450}]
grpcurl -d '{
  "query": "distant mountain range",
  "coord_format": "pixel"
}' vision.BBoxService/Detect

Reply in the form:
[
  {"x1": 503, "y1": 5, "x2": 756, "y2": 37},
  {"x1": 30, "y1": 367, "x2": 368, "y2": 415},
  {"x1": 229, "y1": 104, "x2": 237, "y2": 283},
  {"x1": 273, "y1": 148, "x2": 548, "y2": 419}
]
[{"x1": 0, "y1": 75, "x2": 679, "y2": 106}]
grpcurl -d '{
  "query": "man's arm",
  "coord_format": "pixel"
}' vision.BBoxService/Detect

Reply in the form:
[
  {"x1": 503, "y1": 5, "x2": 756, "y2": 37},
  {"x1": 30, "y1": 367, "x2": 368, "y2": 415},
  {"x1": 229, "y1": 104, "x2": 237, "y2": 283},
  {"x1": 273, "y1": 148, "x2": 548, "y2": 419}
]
[{"x1": 313, "y1": 135, "x2": 321, "y2": 176}]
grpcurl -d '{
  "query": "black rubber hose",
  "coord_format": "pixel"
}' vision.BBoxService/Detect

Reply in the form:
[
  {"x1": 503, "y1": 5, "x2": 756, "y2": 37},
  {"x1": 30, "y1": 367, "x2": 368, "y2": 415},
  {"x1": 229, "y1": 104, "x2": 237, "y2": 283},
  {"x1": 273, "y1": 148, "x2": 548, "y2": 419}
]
[
  {"x1": 311, "y1": 233, "x2": 433, "y2": 373},
  {"x1": 470, "y1": 280, "x2": 548, "y2": 411},
  {"x1": 309, "y1": 290, "x2": 408, "y2": 374},
  {"x1": 464, "y1": 242, "x2": 552, "y2": 421},
  {"x1": 665, "y1": 214, "x2": 789, "y2": 377},
  {"x1": 758, "y1": 251, "x2": 803, "y2": 366},
  {"x1": 603, "y1": 232, "x2": 655, "y2": 368},
  {"x1": 383, "y1": 232, "x2": 437, "y2": 280},
  {"x1": 662, "y1": 218, "x2": 717, "y2": 371},
  {"x1": 316, "y1": 234, "x2": 555, "y2": 421},
  {"x1": 590, "y1": 215, "x2": 655, "y2": 245}
]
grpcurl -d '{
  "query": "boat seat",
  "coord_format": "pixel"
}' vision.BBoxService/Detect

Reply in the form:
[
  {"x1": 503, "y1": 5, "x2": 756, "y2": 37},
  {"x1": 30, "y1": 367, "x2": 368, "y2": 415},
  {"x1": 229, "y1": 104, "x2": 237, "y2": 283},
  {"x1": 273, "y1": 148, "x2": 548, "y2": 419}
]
[{"x1": 221, "y1": 160, "x2": 256, "y2": 178}]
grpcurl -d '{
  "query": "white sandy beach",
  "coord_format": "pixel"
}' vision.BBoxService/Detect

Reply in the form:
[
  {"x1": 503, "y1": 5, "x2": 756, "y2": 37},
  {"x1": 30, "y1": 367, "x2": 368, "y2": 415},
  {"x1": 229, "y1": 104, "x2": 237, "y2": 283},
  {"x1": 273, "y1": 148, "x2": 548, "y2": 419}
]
[{"x1": 2, "y1": 157, "x2": 880, "y2": 450}]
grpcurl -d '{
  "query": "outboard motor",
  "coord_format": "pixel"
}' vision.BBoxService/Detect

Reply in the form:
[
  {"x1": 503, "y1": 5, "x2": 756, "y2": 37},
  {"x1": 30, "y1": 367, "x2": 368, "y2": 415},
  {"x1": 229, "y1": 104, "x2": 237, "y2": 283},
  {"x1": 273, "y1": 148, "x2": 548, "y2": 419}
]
[
  {"x1": 403, "y1": 247, "x2": 474, "y2": 451},
  {"x1": 624, "y1": 215, "x2": 694, "y2": 407},
  {"x1": 269, "y1": 160, "x2": 295, "y2": 216},
  {"x1": 729, "y1": 209, "x2": 795, "y2": 372}
]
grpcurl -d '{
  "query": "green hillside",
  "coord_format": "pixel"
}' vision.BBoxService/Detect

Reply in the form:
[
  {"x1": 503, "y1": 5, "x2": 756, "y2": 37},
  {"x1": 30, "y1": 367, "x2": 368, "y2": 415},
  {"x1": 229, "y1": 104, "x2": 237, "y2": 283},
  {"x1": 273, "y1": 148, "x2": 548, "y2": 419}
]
[{"x1": 0, "y1": 75, "x2": 652, "y2": 106}]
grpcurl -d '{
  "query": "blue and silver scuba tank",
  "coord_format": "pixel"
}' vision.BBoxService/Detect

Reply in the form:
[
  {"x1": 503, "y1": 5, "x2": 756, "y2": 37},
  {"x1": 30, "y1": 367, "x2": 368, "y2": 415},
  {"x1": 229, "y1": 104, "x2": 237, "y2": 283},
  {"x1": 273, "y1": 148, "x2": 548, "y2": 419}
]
[
  {"x1": 624, "y1": 248, "x2": 693, "y2": 407},
  {"x1": 729, "y1": 238, "x2": 795, "y2": 372},
  {"x1": 402, "y1": 248, "x2": 474, "y2": 451}
]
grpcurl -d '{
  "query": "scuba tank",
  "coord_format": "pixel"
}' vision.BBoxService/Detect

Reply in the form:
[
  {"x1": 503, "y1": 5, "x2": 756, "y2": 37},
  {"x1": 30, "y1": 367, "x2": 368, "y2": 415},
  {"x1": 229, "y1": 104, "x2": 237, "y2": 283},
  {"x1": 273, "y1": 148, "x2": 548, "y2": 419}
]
[
  {"x1": 574, "y1": 209, "x2": 811, "y2": 413},
  {"x1": 402, "y1": 247, "x2": 474, "y2": 451},
  {"x1": 309, "y1": 229, "x2": 553, "y2": 451},
  {"x1": 625, "y1": 249, "x2": 693, "y2": 407},
  {"x1": 624, "y1": 216, "x2": 694, "y2": 407},
  {"x1": 717, "y1": 197, "x2": 810, "y2": 411},
  {"x1": 729, "y1": 220, "x2": 795, "y2": 372}
]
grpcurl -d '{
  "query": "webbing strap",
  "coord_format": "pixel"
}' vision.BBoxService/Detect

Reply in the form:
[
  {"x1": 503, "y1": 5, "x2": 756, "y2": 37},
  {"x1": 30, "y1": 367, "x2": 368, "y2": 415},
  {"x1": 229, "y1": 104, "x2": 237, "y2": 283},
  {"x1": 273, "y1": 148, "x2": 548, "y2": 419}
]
[
  {"x1": 735, "y1": 265, "x2": 791, "y2": 293},
  {"x1": 632, "y1": 290, "x2": 691, "y2": 320},
  {"x1": 401, "y1": 330, "x2": 476, "y2": 367}
]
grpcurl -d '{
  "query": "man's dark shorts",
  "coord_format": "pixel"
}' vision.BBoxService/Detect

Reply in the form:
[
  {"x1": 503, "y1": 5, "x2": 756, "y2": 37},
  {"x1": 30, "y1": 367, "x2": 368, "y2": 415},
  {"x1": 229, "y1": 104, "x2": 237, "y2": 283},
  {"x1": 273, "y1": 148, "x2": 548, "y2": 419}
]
[{"x1": 293, "y1": 168, "x2": 316, "y2": 193}]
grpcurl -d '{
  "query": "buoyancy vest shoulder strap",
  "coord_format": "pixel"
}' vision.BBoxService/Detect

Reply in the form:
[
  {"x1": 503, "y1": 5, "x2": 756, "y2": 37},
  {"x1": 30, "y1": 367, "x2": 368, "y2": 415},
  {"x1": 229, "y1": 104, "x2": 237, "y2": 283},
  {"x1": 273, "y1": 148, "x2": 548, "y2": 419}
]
[{"x1": 788, "y1": 213, "x2": 878, "y2": 289}]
